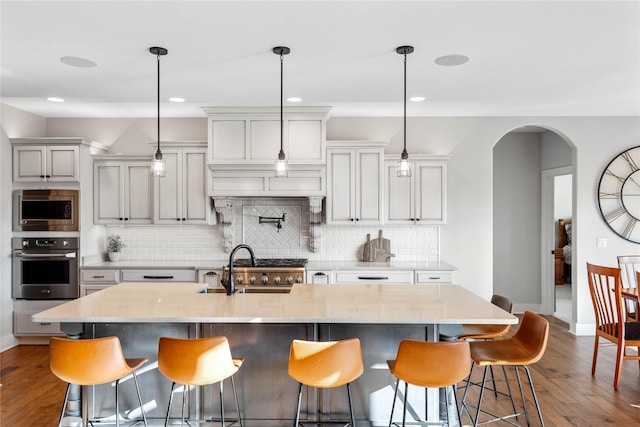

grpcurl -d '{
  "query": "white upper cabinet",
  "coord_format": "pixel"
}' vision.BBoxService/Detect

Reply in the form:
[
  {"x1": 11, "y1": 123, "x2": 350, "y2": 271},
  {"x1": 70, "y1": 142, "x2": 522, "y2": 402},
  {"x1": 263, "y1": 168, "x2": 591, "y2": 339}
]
[
  {"x1": 11, "y1": 138, "x2": 106, "y2": 183},
  {"x1": 154, "y1": 143, "x2": 209, "y2": 225},
  {"x1": 203, "y1": 107, "x2": 330, "y2": 197},
  {"x1": 204, "y1": 107, "x2": 329, "y2": 165},
  {"x1": 384, "y1": 155, "x2": 449, "y2": 224},
  {"x1": 93, "y1": 156, "x2": 153, "y2": 225},
  {"x1": 326, "y1": 141, "x2": 386, "y2": 225}
]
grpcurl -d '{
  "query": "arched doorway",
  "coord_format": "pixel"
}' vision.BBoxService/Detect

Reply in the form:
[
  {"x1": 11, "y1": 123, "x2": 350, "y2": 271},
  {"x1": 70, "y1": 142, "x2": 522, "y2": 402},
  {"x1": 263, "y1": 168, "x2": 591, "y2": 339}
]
[{"x1": 493, "y1": 126, "x2": 574, "y2": 324}]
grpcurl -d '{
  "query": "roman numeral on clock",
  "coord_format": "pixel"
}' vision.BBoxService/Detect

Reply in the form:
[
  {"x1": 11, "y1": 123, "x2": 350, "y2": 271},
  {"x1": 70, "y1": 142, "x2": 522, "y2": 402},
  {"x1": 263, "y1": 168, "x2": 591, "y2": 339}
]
[{"x1": 605, "y1": 206, "x2": 626, "y2": 223}]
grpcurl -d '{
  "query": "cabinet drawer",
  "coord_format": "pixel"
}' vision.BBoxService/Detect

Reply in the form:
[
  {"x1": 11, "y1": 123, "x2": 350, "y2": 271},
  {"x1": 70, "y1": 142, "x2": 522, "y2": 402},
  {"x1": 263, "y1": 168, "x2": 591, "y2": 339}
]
[
  {"x1": 121, "y1": 269, "x2": 197, "y2": 282},
  {"x1": 415, "y1": 271, "x2": 453, "y2": 284},
  {"x1": 334, "y1": 270, "x2": 413, "y2": 284},
  {"x1": 80, "y1": 269, "x2": 120, "y2": 283},
  {"x1": 14, "y1": 312, "x2": 63, "y2": 336}
]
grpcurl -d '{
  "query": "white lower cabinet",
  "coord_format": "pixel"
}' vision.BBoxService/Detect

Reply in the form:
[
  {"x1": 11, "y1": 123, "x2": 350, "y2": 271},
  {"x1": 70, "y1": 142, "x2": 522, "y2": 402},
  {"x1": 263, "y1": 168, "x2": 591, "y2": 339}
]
[
  {"x1": 414, "y1": 271, "x2": 453, "y2": 284},
  {"x1": 306, "y1": 270, "x2": 333, "y2": 284},
  {"x1": 121, "y1": 269, "x2": 197, "y2": 282},
  {"x1": 80, "y1": 269, "x2": 121, "y2": 296},
  {"x1": 13, "y1": 300, "x2": 66, "y2": 336},
  {"x1": 333, "y1": 270, "x2": 414, "y2": 284}
]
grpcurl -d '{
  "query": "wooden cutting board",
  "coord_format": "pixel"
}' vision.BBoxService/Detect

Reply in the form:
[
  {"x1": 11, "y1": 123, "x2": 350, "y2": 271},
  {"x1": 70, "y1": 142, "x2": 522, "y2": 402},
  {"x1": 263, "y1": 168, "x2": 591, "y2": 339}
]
[{"x1": 360, "y1": 230, "x2": 395, "y2": 262}]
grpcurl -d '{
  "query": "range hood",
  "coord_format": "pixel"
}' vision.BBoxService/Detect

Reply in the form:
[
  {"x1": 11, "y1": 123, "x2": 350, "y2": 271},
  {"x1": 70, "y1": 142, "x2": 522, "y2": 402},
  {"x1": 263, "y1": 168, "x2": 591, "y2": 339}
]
[{"x1": 203, "y1": 106, "x2": 330, "y2": 198}]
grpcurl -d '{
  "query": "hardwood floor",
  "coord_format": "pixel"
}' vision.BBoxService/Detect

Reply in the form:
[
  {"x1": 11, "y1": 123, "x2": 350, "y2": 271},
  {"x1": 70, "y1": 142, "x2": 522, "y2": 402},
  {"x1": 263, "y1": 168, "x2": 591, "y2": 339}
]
[{"x1": 1, "y1": 316, "x2": 640, "y2": 426}]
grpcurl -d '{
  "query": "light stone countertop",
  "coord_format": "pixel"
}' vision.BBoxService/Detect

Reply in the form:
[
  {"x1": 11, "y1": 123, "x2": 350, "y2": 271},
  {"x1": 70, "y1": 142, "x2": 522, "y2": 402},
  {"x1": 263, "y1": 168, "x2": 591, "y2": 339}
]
[
  {"x1": 34, "y1": 282, "x2": 515, "y2": 325},
  {"x1": 81, "y1": 259, "x2": 456, "y2": 271},
  {"x1": 305, "y1": 260, "x2": 456, "y2": 271}
]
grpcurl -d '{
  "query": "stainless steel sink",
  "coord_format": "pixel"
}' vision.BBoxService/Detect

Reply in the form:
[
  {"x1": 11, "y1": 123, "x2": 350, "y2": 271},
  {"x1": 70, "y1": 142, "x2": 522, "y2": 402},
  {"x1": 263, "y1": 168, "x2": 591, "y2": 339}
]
[{"x1": 198, "y1": 286, "x2": 292, "y2": 294}]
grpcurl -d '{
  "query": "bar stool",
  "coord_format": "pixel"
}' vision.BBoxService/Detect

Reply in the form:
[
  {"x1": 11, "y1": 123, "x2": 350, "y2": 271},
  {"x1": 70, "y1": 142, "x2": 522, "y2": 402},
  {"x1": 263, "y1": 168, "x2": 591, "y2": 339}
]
[
  {"x1": 158, "y1": 336, "x2": 243, "y2": 427},
  {"x1": 462, "y1": 311, "x2": 549, "y2": 427},
  {"x1": 288, "y1": 338, "x2": 364, "y2": 427},
  {"x1": 387, "y1": 340, "x2": 471, "y2": 427},
  {"x1": 457, "y1": 294, "x2": 514, "y2": 341},
  {"x1": 458, "y1": 294, "x2": 515, "y2": 409},
  {"x1": 49, "y1": 336, "x2": 148, "y2": 427}
]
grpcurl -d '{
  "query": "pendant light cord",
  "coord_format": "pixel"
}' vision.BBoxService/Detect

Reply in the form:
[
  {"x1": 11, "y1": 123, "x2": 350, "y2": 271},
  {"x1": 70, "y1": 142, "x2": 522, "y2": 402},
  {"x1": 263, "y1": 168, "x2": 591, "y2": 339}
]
[
  {"x1": 279, "y1": 52, "x2": 285, "y2": 160},
  {"x1": 402, "y1": 52, "x2": 407, "y2": 158},
  {"x1": 156, "y1": 53, "x2": 161, "y2": 155}
]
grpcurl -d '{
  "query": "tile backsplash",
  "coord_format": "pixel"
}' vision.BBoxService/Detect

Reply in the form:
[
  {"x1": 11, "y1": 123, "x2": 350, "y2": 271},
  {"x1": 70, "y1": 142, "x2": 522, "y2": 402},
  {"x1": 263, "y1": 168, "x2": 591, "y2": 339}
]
[{"x1": 105, "y1": 198, "x2": 439, "y2": 262}]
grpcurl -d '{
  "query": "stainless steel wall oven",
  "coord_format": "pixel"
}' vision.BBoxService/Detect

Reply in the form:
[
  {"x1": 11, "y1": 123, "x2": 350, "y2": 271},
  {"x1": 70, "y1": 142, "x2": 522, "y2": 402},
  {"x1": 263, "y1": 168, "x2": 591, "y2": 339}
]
[{"x1": 12, "y1": 237, "x2": 79, "y2": 299}]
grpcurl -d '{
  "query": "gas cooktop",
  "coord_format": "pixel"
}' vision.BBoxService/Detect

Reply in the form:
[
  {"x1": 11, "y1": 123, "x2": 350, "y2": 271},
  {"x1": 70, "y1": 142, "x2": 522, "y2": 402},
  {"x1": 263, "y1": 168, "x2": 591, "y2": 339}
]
[{"x1": 231, "y1": 258, "x2": 308, "y2": 268}]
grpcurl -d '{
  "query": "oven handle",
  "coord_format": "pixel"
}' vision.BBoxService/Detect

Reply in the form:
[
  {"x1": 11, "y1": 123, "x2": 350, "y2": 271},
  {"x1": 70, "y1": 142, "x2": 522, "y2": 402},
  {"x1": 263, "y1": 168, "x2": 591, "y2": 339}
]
[{"x1": 15, "y1": 252, "x2": 77, "y2": 259}]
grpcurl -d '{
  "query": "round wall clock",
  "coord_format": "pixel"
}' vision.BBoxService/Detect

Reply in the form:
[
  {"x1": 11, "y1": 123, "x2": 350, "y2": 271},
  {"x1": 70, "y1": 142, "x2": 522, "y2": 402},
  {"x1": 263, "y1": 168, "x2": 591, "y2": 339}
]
[{"x1": 598, "y1": 146, "x2": 640, "y2": 243}]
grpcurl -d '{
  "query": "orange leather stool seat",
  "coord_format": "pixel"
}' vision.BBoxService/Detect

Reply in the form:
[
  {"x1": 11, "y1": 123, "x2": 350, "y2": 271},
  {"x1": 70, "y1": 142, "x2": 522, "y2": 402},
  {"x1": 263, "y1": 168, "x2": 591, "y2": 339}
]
[
  {"x1": 387, "y1": 340, "x2": 471, "y2": 427},
  {"x1": 462, "y1": 311, "x2": 549, "y2": 427},
  {"x1": 457, "y1": 294, "x2": 514, "y2": 341},
  {"x1": 158, "y1": 336, "x2": 243, "y2": 427},
  {"x1": 288, "y1": 338, "x2": 364, "y2": 427},
  {"x1": 49, "y1": 336, "x2": 148, "y2": 427}
]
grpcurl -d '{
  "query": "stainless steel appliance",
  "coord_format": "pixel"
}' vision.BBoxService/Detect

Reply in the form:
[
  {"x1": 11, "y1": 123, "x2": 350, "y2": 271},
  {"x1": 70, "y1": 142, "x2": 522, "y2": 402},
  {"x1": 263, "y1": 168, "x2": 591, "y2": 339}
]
[
  {"x1": 12, "y1": 237, "x2": 79, "y2": 299},
  {"x1": 13, "y1": 189, "x2": 79, "y2": 231},
  {"x1": 223, "y1": 258, "x2": 307, "y2": 286}
]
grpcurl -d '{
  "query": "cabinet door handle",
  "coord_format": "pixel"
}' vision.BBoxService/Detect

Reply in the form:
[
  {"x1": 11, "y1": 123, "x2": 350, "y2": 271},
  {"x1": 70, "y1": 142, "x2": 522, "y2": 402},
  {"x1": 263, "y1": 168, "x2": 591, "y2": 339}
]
[
  {"x1": 314, "y1": 272, "x2": 327, "y2": 276},
  {"x1": 93, "y1": 275, "x2": 105, "y2": 279},
  {"x1": 357, "y1": 276, "x2": 389, "y2": 280},
  {"x1": 143, "y1": 275, "x2": 174, "y2": 279},
  {"x1": 429, "y1": 276, "x2": 441, "y2": 280},
  {"x1": 40, "y1": 322, "x2": 52, "y2": 326},
  {"x1": 416, "y1": 218, "x2": 420, "y2": 221}
]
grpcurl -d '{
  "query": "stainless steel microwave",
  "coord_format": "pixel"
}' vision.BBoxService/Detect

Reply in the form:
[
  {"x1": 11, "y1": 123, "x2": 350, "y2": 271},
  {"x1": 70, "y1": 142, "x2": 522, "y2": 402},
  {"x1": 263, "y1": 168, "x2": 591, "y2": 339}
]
[{"x1": 14, "y1": 189, "x2": 79, "y2": 231}]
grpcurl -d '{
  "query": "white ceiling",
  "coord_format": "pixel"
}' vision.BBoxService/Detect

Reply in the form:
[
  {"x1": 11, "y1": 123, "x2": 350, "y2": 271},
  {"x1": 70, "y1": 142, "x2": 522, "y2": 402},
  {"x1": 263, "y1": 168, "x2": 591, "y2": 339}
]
[{"x1": 1, "y1": 1, "x2": 639, "y2": 119}]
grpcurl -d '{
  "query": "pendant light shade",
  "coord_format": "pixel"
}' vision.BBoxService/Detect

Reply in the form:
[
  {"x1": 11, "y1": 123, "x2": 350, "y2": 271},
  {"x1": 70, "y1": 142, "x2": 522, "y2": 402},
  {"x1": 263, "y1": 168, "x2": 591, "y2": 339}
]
[
  {"x1": 150, "y1": 46, "x2": 168, "y2": 177},
  {"x1": 274, "y1": 46, "x2": 290, "y2": 177},
  {"x1": 397, "y1": 45, "x2": 413, "y2": 178}
]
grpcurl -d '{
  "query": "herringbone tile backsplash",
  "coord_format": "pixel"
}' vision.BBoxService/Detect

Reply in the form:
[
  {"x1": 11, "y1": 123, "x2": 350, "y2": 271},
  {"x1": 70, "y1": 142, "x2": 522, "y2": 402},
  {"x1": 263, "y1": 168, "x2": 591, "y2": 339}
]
[{"x1": 106, "y1": 197, "x2": 439, "y2": 261}]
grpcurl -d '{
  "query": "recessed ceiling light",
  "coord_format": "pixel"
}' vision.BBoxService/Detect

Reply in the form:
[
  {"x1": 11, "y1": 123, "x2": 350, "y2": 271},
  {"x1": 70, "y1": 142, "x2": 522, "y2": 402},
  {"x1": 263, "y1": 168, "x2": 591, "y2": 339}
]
[
  {"x1": 435, "y1": 54, "x2": 469, "y2": 67},
  {"x1": 409, "y1": 96, "x2": 425, "y2": 102},
  {"x1": 60, "y1": 56, "x2": 97, "y2": 68},
  {"x1": 169, "y1": 97, "x2": 185, "y2": 103},
  {"x1": 47, "y1": 97, "x2": 64, "y2": 102},
  {"x1": 287, "y1": 97, "x2": 302, "y2": 103}
]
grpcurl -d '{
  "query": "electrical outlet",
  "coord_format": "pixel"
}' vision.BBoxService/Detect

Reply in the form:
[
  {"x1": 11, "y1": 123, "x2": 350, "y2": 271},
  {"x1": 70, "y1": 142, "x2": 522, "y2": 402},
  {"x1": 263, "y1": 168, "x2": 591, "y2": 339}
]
[{"x1": 597, "y1": 237, "x2": 608, "y2": 248}]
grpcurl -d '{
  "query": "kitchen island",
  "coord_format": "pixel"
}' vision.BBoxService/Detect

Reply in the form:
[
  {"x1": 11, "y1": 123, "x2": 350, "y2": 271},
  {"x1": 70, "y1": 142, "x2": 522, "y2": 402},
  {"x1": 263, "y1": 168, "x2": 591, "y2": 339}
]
[{"x1": 35, "y1": 282, "x2": 516, "y2": 427}]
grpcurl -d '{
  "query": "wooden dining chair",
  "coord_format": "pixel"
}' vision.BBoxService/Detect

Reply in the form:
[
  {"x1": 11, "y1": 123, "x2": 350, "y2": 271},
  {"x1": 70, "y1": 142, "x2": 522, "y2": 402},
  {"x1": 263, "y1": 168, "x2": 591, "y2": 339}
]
[
  {"x1": 586, "y1": 262, "x2": 640, "y2": 389},
  {"x1": 617, "y1": 255, "x2": 640, "y2": 320}
]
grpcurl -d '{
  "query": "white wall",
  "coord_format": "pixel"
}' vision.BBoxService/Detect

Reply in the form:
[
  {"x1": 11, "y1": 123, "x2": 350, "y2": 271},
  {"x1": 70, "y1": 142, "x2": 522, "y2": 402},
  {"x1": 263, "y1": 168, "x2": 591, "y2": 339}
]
[
  {"x1": 493, "y1": 133, "x2": 542, "y2": 306},
  {"x1": 2, "y1": 110, "x2": 640, "y2": 348},
  {"x1": 0, "y1": 104, "x2": 47, "y2": 350}
]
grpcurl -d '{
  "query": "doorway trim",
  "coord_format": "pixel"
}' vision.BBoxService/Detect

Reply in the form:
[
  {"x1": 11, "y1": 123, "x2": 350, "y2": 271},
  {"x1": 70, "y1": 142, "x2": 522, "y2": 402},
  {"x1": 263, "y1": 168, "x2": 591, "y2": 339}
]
[{"x1": 541, "y1": 166, "x2": 573, "y2": 316}]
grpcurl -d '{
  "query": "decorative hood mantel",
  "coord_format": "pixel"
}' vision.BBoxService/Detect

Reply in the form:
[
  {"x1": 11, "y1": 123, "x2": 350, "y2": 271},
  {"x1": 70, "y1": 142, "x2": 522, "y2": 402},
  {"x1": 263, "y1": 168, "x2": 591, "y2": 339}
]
[
  {"x1": 213, "y1": 196, "x2": 323, "y2": 253},
  {"x1": 203, "y1": 106, "x2": 331, "y2": 198}
]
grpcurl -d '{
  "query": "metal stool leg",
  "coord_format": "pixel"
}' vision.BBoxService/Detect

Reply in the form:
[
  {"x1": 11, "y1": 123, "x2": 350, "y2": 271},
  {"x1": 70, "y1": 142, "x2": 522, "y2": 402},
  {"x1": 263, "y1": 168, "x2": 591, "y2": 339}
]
[
  {"x1": 164, "y1": 382, "x2": 176, "y2": 427},
  {"x1": 401, "y1": 381, "x2": 408, "y2": 427},
  {"x1": 347, "y1": 382, "x2": 356, "y2": 427},
  {"x1": 219, "y1": 380, "x2": 225, "y2": 427},
  {"x1": 294, "y1": 383, "x2": 303, "y2": 427},
  {"x1": 57, "y1": 384, "x2": 72, "y2": 427},
  {"x1": 131, "y1": 371, "x2": 148, "y2": 427},
  {"x1": 388, "y1": 378, "x2": 400, "y2": 427},
  {"x1": 514, "y1": 366, "x2": 530, "y2": 425},
  {"x1": 523, "y1": 366, "x2": 545, "y2": 427},
  {"x1": 115, "y1": 379, "x2": 120, "y2": 427},
  {"x1": 473, "y1": 366, "x2": 490, "y2": 427},
  {"x1": 231, "y1": 375, "x2": 243, "y2": 427}
]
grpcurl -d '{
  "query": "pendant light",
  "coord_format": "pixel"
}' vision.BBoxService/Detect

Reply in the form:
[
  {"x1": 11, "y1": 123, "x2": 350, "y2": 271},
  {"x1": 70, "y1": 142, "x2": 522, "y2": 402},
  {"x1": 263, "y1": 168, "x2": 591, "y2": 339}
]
[
  {"x1": 274, "y1": 46, "x2": 290, "y2": 178},
  {"x1": 150, "y1": 46, "x2": 168, "y2": 177},
  {"x1": 397, "y1": 45, "x2": 414, "y2": 178}
]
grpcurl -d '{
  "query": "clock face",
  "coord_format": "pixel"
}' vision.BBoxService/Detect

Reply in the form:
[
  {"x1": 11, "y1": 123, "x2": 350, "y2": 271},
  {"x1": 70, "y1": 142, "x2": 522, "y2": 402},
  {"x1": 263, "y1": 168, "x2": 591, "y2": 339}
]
[{"x1": 598, "y1": 146, "x2": 640, "y2": 243}]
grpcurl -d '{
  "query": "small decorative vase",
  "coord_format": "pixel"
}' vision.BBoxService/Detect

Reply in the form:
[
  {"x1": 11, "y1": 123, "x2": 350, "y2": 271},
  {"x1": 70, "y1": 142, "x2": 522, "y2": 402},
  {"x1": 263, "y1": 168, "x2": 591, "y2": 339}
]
[{"x1": 108, "y1": 252, "x2": 121, "y2": 262}]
